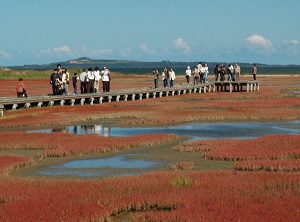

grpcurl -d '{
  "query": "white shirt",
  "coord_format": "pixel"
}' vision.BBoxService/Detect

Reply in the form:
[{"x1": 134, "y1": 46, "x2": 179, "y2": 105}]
[
  {"x1": 101, "y1": 69, "x2": 110, "y2": 81},
  {"x1": 87, "y1": 71, "x2": 94, "y2": 81},
  {"x1": 169, "y1": 70, "x2": 176, "y2": 80},
  {"x1": 94, "y1": 70, "x2": 101, "y2": 81},
  {"x1": 185, "y1": 69, "x2": 191, "y2": 76},
  {"x1": 80, "y1": 71, "x2": 87, "y2": 82}
]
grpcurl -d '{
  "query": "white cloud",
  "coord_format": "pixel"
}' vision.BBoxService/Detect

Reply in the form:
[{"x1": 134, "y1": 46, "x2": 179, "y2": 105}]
[
  {"x1": 245, "y1": 34, "x2": 273, "y2": 49},
  {"x1": 0, "y1": 50, "x2": 12, "y2": 59},
  {"x1": 78, "y1": 45, "x2": 113, "y2": 57},
  {"x1": 40, "y1": 45, "x2": 74, "y2": 57},
  {"x1": 120, "y1": 48, "x2": 132, "y2": 57},
  {"x1": 280, "y1": 39, "x2": 300, "y2": 56},
  {"x1": 139, "y1": 44, "x2": 156, "y2": 55},
  {"x1": 173, "y1": 38, "x2": 190, "y2": 54},
  {"x1": 282, "y1": 39, "x2": 299, "y2": 46}
]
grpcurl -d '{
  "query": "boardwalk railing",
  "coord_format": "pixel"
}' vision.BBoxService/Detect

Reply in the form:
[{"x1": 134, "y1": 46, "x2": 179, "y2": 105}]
[{"x1": 0, "y1": 81, "x2": 259, "y2": 116}]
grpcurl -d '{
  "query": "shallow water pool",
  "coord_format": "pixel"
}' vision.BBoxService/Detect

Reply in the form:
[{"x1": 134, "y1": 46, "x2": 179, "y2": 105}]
[
  {"x1": 31, "y1": 121, "x2": 300, "y2": 178},
  {"x1": 29, "y1": 121, "x2": 300, "y2": 140}
]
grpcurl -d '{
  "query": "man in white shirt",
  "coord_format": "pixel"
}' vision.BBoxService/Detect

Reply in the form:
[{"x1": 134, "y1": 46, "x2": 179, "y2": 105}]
[
  {"x1": 86, "y1": 68, "x2": 95, "y2": 93},
  {"x1": 101, "y1": 67, "x2": 111, "y2": 92},
  {"x1": 185, "y1": 66, "x2": 191, "y2": 85},
  {"x1": 94, "y1": 67, "x2": 101, "y2": 93},
  {"x1": 79, "y1": 69, "x2": 87, "y2": 93}
]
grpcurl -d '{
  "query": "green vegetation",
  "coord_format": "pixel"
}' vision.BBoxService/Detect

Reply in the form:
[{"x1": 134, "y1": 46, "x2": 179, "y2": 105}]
[
  {"x1": 0, "y1": 68, "x2": 82, "y2": 79},
  {"x1": 171, "y1": 176, "x2": 194, "y2": 187}
]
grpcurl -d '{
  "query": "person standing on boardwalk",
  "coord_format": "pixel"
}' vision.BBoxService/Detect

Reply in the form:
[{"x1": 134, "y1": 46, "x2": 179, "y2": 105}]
[
  {"x1": 72, "y1": 73, "x2": 79, "y2": 94},
  {"x1": 79, "y1": 69, "x2": 87, "y2": 93},
  {"x1": 86, "y1": 68, "x2": 95, "y2": 93},
  {"x1": 169, "y1": 68, "x2": 176, "y2": 87},
  {"x1": 101, "y1": 67, "x2": 111, "y2": 92},
  {"x1": 16, "y1": 78, "x2": 28, "y2": 97},
  {"x1": 227, "y1": 64, "x2": 234, "y2": 81},
  {"x1": 193, "y1": 66, "x2": 199, "y2": 84},
  {"x1": 204, "y1": 63, "x2": 209, "y2": 82},
  {"x1": 61, "y1": 68, "x2": 69, "y2": 95},
  {"x1": 252, "y1": 64, "x2": 257, "y2": 80},
  {"x1": 220, "y1": 64, "x2": 226, "y2": 81},
  {"x1": 185, "y1": 66, "x2": 191, "y2": 85},
  {"x1": 94, "y1": 67, "x2": 101, "y2": 93},
  {"x1": 162, "y1": 67, "x2": 168, "y2": 87},
  {"x1": 153, "y1": 69, "x2": 159, "y2": 89},
  {"x1": 50, "y1": 69, "x2": 60, "y2": 95},
  {"x1": 214, "y1": 64, "x2": 220, "y2": 81},
  {"x1": 234, "y1": 64, "x2": 241, "y2": 81}
]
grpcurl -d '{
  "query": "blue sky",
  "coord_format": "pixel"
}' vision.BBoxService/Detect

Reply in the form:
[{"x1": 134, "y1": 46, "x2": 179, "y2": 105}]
[{"x1": 1, "y1": 0, "x2": 300, "y2": 66}]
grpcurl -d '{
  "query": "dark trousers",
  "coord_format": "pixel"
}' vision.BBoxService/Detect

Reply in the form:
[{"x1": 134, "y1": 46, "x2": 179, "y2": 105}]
[
  {"x1": 103, "y1": 81, "x2": 110, "y2": 92},
  {"x1": 52, "y1": 83, "x2": 56, "y2": 95},
  {"x1": 80, "y1": 82, "x2": 86, "y2": 93}
]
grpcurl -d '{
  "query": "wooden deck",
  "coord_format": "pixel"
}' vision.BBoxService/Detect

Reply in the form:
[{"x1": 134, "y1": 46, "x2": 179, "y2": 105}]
[{"x1": 0, "y1": 80, "x2": 259, "y2": 116}]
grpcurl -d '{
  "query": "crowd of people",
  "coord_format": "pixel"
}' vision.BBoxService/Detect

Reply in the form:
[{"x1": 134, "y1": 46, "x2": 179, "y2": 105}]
[
  {"x1": 213, "y1": 63, "x2": 241, "y2": 82},
  {"x1": 49, "y1": 64, "x2": 111, "y2": 95},
  {"x1": 152, "y1": 62, "x2": 259, "y2": 89},
  {"x1": 15, "y1": 62, "x2": 258, "y2": 97}
]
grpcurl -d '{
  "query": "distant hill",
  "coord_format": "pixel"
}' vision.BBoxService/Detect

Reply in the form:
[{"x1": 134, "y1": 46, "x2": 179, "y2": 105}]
[{"x1": 9, "y1": 57, "x2": 297, "y2": 70}]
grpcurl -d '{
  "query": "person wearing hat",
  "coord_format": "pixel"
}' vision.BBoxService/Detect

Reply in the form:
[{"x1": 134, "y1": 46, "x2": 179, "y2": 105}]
[{"x1": 185, "y1": 66, "x2": 191, "y2": 85}]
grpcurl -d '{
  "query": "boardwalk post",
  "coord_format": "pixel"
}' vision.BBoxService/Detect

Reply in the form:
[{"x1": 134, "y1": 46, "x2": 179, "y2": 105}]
[
  {"x1": 99, "y1": 97, "x2": 104, "y2": 103},
  {"x1": 37, "y1": 102, "x2": 43, "y2": 107},
  {"x1": 12, "y1": 104, "x2": 18, "y2": 109},
  {"x1": 24, "y1": 103, "x2": 31, "y2": 108},
  {"x1": 70, "y1": 99, "x2": 75, "y2": 106},
  {"x1": 0, "y1": 104, "x2": 3, "y2": 117},
  {"x1": 90, "y1": 98, "x2": 94, "y2": 105},
  {"x1": 80, "y1": 98, "x2": 85, "y2": 105}
]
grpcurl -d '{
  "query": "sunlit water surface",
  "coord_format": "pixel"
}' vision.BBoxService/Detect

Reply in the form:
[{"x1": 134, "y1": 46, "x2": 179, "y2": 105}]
[{"x1": 31, "y1": 121, "x2": 300, "y2": 178}]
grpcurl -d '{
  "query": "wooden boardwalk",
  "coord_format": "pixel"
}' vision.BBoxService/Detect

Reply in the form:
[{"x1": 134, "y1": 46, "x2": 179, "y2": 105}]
[{"x1": 0, "y1": 80, "x2": 259, "y2": 116}]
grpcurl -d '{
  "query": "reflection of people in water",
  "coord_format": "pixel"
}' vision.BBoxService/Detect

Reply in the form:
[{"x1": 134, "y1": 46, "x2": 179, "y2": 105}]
[
  {"x1": 52, "y1": 127, "x2": 67, "y2": 133},
  {"x1": 52, "y1": 124, "x2": 111, "y2": 136},
  {"x1": 103, "y1": 127, "x2": 111, "y2": 137}
]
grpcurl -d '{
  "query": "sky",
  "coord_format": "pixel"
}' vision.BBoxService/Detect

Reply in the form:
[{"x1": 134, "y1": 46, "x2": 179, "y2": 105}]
[{"x1": 1, "y1": 0, "x2": 300, "y2": 66}]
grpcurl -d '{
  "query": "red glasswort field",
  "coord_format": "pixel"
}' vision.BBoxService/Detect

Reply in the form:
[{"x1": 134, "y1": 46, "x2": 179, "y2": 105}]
[
  {"x1": 0, "y1": 75, "x2": 300, "y2": 221},
  {"x1": 0, "y1": 132, "x2": 177, "y2": 158}
]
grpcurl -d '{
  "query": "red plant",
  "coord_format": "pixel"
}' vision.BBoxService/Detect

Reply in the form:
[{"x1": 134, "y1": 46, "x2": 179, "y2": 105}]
[
  {"x1": 0, "y1": 132, "x2": 177, "y2": 158},
  {"x1": 1, "y1": 171, "x2": 300, "y2": 221},
  {"x1": 0, "y1": 156, "x2": 34, "y2": 176},
  {"x1": 235, "y1": 159, "x2": 300, "y2": 172}
]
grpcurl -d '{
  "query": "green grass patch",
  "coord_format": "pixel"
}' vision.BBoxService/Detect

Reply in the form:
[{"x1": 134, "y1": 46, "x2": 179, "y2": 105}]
[{"x1": 171, "y1": 176, "x2": 194, "y2": 187}]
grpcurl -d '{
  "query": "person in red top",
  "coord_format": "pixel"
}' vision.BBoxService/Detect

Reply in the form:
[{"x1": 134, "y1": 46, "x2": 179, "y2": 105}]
[{"x1": 16, "y1": 78, "x2": 28, "y2": 97}]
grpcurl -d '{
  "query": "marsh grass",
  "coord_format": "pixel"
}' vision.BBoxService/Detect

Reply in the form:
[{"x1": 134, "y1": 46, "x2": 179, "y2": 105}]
[
  {"x1": 171, "y1": 176, "x2": 194, "y2": 187},
  {"x1": 0, "y1": 68, "x2": 82, "y2": 79}
]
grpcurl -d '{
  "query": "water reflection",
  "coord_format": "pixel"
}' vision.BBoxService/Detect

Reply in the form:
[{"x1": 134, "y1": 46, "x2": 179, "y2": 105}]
[
  {"x1": 29, "y1": 121, "x2": 300, "y2": 140},
  {"x1": 39, "y1": 154, "x2": 159, "y2": 178},
  {"x1": 32, "y1": 121, "x2": 300, "y2": 178}
]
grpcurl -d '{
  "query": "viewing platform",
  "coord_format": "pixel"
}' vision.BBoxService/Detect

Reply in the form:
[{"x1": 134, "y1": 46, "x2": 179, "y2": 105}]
[{"x1": 0, "y1": 80, "x2": 259, "y2": 117}]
